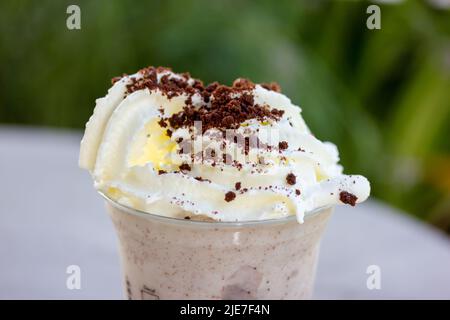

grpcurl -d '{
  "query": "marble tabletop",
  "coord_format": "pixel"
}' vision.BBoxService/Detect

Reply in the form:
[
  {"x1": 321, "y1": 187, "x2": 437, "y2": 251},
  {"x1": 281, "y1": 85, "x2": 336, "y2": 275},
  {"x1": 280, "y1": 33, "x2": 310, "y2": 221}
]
[{"x1": 1, "y1": 126, "x2": 449, "y2": 299}]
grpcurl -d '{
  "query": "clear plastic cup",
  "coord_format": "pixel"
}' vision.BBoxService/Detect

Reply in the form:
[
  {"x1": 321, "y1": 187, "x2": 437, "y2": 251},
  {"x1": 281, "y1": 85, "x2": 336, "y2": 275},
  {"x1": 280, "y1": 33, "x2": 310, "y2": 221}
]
[{"x1": 103, "y1": 194, "x2": 332, "y2": 300}]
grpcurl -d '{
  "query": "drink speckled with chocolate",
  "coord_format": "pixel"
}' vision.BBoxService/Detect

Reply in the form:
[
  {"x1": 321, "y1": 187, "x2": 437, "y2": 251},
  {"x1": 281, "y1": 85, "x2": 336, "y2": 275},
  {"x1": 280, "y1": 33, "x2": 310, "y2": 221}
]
[
  {"x1": 80, "y1": 66, "x2": 370, "y2": 299},
  {"x1": 107, "y1": 201, "x2": 331, "y2": 299}
]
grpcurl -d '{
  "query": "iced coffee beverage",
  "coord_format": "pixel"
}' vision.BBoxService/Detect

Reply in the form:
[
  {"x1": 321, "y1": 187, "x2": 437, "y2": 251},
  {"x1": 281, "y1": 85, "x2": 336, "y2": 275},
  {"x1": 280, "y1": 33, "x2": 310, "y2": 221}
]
[
  {"x1": 79, "y1": 66, "x2": 370, "y2": 299},
  {"x1": 106, "y1": 199, "x2": 332, "y2": 299}
]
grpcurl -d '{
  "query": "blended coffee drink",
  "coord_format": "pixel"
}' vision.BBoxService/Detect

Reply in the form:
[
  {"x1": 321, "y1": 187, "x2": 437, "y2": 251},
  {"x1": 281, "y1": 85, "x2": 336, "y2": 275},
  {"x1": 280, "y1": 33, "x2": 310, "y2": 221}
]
[
  {"x1": 79, "y1": 66, "x2": 370, "y2": 299},
  {"x1": 106, "y1": 200, "x2": 332, "y2": 299}
]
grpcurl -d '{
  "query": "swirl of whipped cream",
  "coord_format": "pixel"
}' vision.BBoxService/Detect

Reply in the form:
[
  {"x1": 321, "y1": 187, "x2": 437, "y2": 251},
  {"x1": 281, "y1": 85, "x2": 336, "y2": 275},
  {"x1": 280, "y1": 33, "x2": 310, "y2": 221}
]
[{"x1": 79, "y1": 66, "x2": 370, "y2": 222}]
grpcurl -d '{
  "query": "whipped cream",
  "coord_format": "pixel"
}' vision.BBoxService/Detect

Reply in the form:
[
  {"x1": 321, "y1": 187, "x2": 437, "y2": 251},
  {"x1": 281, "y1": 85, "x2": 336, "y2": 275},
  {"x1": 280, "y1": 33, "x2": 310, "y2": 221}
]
[{"x1": 80, "y1": 67, "x2": 370, "y2": 222}]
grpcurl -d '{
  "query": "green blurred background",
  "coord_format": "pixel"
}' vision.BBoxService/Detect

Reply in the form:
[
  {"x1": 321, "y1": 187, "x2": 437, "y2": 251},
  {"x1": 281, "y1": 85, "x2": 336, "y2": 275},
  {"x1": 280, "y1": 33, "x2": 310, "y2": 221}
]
[{"x1": 1, "y1": 0, "x2": 449, "y2": 232}]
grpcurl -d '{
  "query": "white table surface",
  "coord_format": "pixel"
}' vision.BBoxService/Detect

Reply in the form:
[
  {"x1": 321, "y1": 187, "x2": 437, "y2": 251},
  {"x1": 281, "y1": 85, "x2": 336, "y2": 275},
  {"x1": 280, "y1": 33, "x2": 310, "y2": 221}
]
[{"x1": 1, "y1": 126, "x2": 449, "y2": 300}]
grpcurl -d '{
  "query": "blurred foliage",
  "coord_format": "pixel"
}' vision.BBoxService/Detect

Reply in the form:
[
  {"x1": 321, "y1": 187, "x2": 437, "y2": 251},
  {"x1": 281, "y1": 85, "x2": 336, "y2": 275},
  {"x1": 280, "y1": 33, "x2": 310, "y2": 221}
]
[{"x1": 1, "y1": 0, "x2": 450, "y2": 232}]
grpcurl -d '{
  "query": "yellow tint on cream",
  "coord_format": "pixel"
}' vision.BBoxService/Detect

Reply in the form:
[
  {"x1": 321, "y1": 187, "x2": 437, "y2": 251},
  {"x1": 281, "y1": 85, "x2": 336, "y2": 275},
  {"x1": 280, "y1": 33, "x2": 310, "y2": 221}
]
[{"x1": 128, "y1": 119, "x2": 178, "y2": 170}]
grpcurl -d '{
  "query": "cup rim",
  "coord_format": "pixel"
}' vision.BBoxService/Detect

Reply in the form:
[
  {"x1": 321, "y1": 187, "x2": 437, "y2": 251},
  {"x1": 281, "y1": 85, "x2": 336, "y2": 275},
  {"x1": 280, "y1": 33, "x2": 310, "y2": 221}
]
[{"x1": 99, "y1": 191, "x2": 332, "y2": 227}]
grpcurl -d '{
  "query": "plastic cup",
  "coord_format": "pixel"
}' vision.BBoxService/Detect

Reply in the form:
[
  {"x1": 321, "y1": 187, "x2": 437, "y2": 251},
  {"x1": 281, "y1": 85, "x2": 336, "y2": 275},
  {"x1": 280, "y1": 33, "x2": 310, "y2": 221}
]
[{"x1": 103, "y1": 194, "x2": 332, "y2": 300}]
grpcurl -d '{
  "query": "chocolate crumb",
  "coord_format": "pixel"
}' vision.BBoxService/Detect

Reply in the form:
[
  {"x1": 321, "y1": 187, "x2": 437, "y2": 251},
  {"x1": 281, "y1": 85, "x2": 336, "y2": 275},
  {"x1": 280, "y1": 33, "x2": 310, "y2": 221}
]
[
  {"x1": 158, "y1": 118, "x2": 167, "y2": 128},
  {"x1": 222, "y1": 115, "x2": 235, "y2": 127},
  {"x1": 279, "y1": 141, "x2": 288, "y2": 150},
  {"x1": 125, "y1": 66, "x2": 203, "y2": 99},
  {"x1": 339, "y1": 191, "x2": 358, "y2": 206},
  {"x1": 166, "y1": 83, "x2": 284, "y2": 132},
  {"x1": 179, "y1": 163, "x2": 191, "y2": 171},
  {"x1": 166, "y1": 129, "x2": 172, "y2": 137},
  {"x1": 194, "y1": 176, "x2": 211, "y2": 183},
  {"x1": 235, "y1": 182, "x2": 242, "y2": 190},
  {"x1": 232, "y1": 78, "x2": 256, "y2": 90},
  {"x1": 225, "y1": 191, "x2": 236, "y2": 202},
  {"x1": 158, "y1": 170, "x2": 167, "y2": 175},
  {"x1": 261, "y1": 82, "x2": 281, "y2": 92},
  {"x1": 286, "y1": 173, "x2": 296, "y2": 185},
  {"x1": 295, "y1": 189, "x2": 301, "y2": 196},
  {"x1": 111, "y1": 73, "x2": 127, "y2": 84},
  {"x1": 111, "y1": 77, "x2": 121, "y2": 84},
  {"x1": 184, "y1": 216, "x2": 191, "y2": 220}
]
